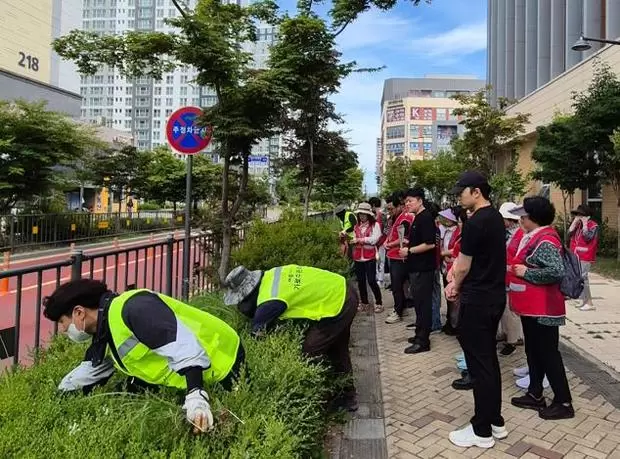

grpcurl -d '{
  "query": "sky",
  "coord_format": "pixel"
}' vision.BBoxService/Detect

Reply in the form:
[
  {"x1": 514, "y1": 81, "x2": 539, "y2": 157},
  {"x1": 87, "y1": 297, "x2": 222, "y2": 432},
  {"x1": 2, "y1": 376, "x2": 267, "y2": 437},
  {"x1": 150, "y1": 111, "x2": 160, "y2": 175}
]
[{"x1": 277, "y1": 0, "x2": 489, "y2": 194}]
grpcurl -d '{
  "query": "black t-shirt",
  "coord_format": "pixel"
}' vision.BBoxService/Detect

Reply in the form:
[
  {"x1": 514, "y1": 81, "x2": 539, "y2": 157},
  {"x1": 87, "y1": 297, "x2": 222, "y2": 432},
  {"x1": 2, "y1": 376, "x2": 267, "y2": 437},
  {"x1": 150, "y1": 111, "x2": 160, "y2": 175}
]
[
  {"x1": 407, "y1": 208, "x2": 437, "y2": 272},
  {"x1": 460, "y1": 206, "x2": 506, "y2": 306}
]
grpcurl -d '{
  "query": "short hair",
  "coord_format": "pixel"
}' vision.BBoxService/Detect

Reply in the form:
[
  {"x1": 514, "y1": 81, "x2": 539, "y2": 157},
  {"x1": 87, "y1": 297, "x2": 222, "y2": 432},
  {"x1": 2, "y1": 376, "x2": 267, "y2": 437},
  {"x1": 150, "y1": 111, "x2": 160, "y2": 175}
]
[
  {"x1": 386, "y1": 192, "x2": 403, "y2": 207},
  {"x1": 404, "y1": 187, "x2": 425, "y2": 200},
  {"x1": 368, "y1": 197, "x2": 381, "y2": 208},
  {"x1": 523, "y1": 196, "x2": 556, "y2": 226},
  {"x1": 43, "y1": 279, "x2": 110, "y2": 321},
  {"x1": 473, "y1": 183, "x2": 492, "y2": 200},
  {"x1": 453, "y1": 206, "x2": 468, "y2": 225}
]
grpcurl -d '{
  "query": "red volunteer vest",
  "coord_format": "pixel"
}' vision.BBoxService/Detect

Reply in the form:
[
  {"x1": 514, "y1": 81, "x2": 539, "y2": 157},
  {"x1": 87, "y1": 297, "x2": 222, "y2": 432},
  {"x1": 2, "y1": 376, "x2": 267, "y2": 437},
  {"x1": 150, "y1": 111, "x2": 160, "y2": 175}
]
[
  {"x1": 445, "y1": 227, "x2": 461, "y2": 273},
  {"x1": 352, "y1": 223, "x2": 378, "y2": 261},
  {"x1": 569, "y1": 220, "x2": 598, "y2": 262},
  {"x1": 376, "y1": 209, "x2": 387, "y2": 247},
  {"x1": 386, "y1": 212, "x2": 414, "y2": 260},
  {"x1": 506, "y1": 227, "x2": 525, "y2": 286},
  {"x1": 508, "y1": 227, "x2": 566, "y2": 318}
]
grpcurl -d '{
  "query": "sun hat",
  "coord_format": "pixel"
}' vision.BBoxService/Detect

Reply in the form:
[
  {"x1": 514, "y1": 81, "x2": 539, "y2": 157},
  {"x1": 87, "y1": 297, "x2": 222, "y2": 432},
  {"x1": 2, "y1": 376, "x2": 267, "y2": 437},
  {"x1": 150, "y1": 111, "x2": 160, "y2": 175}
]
[
  {"x1": 222, "y1": 266, "x2": 263, "y2": 305},
  {"x1": 499, "y1": 202, "x2": 520, "y2": 221},
  {"x1": 355, "y1": 202, "x2": 374, "y2": 217},
  {"x1": 438, "y1": 208, "x2": 457, "y2": 223}
]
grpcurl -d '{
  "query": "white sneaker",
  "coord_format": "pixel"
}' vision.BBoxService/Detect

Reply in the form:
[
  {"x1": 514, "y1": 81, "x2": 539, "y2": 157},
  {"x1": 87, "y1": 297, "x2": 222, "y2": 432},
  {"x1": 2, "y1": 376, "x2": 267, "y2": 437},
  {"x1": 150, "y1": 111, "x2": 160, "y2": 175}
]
[
  {"x1": 449, "y1": 424, "x2": 495, "y2": 449},
  {"x1": 579, "y1": 304, "x2": 596, "y2": 311},
  {"x1": 491, "y1": 424, "x2": 508, "y2": 440},
  {"x1": 385, "y1": 310, "x2": 402, "y2": 324},
  {"x1": 516, "y1": 374, "x2": 549, "y2": 390},
  {"x1": 513, "y1": 366, "x2": 529, "y2": 378},
  {"x1": 402, "y1": 308, "x2": 411, "y2": 317}
]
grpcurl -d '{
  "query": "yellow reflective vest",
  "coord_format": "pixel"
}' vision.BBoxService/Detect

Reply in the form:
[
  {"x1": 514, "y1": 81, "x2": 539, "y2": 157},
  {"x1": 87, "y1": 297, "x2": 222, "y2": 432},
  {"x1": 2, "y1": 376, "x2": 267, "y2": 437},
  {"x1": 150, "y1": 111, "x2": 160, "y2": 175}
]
[
  {"x1": 256, "y1": 265, "x2": 347, "y2": 321},
  {"x1": 107, "y1": 289, "x2": 240, "y2": 389}
]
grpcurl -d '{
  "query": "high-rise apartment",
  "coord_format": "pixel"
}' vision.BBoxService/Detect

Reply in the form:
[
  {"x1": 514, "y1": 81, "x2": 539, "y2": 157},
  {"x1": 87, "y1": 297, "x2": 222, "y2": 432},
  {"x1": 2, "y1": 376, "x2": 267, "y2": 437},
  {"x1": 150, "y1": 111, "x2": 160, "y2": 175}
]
[
  {"x1": 487, "y1": 0, "x2": 620, "y2": 105},
  {"x1": 80, "y1": 0, "x2": 280, "y2": 170},
  {"x1": 378, "y1": 76, "x2": 485, "y2": 186}
]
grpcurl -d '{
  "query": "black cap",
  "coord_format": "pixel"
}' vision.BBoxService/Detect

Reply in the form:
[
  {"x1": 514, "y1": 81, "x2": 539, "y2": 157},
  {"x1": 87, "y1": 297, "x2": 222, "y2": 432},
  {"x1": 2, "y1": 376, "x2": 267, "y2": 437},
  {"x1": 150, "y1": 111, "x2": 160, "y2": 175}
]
[
  {"x1": 449, "y1": 170, "x2": 489, "y2": 195},
  {"x1": 570, "y1": 204, "x2": 591, "y2": 217}
]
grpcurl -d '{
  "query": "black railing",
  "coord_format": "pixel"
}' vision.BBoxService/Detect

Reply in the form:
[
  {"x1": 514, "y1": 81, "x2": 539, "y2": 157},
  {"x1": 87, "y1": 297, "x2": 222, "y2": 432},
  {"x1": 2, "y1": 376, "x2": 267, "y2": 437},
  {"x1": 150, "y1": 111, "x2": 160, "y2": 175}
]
[
  {"x1": 0, "y1": 210, "x2": 182, "y2": 252},
  {"x1": 0, "y1": 231, "x2": 235, "y2": 367}
]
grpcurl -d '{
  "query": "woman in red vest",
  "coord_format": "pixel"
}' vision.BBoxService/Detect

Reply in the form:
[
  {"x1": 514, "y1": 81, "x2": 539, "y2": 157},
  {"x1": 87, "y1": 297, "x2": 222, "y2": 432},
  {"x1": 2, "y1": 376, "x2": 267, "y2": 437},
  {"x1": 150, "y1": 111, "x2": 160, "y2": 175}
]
[
  {"x1": 568, "y1": 205, "x2": 599, "y2": 311},
  {"x1": 351, "y1": 202, "x2": 383, "y2": 313},
  {"x1": 508, "y1": 197, "x2": 574, "y2": 421},
  {"x1": 439, "y1": 207, "x2": 461, "y2": 336}
]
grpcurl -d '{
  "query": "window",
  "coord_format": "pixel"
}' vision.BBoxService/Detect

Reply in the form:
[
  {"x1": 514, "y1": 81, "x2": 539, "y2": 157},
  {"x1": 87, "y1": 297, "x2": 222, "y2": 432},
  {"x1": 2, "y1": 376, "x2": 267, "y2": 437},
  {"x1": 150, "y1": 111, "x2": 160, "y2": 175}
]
[
  {"x1": 125, "y1": 109, "x2": 132, "y2": 117},
  {"x1": 128, "y1": 20, "x2": 135, "y2": 27},
  {"x1": 154, "y1": 98, "x2": 161, "y2": 106},
  {"x1": 156, "y1": 19, "x2": 164, "y2": 28},
  {"x1": 386, "y1": 142, "x2": 405, "y2": 156},
  {"x1": 166, "y1": 86, "x2": 173, "y2": 95},
  {"x1": 125, "y1": 120, "x2": 132, "y2": 129},
  {"x1": 137, "y1": 19, "x2": 150, "y2": 28},
  {"x1": 180, "y1": 75, "x2": 188, "y2": 84},
  {"x1": 449, "y1": 109, "x2": 459, "y2": 120},
  {"x1": 154, "y1": 87, "x2": 161, "y2": 95},
  {"x1": 168, "y1": 8, "x2": 176, "y2": 17},
  {"x1": 157, "y1": 0, "x2": 164, "y2": 5},
  {"x1": 202, "y1": 95, "x2": 217, "y2": 106},
  {"x1": 436, "y1": 109, "x2": 447, "y2": 121},
  {"x1": 180, "y1": 87, "x2": 187, "y2": 95},
  {"x1": 180, "y1": 98, "x2": 187, "y2": 105},
  {"x1": 125, "y1": 97, "x2": 132, "y2": 105},
  {"x1": 409, "y1": 142, "x2": 420, "y2": 152},
  {"x1": 165, "y1": 97, "x2": 173, "y2": 106},
  {"x1": 126, "y1": 86, "x2": 133, "y2": 95},
  {"x1": 432, "y1": 91, "x2": 445, "y2": 98},
  {"x1": 422, "y1": 126, "x2": 432, "y2": 137},
  {"x1": 192, "y1": 98, "x2": 199, "y2": 106},
  {"x1": 423, "y1": 143, "x2": 432, "y2": 152},
  {"x1": 423, "y1": 108, "x2": 434, "y2": 120},
  {"x1": 157, "y1": 8, "x2": 164, "y2": 17},
  {"x1": 165, "y1": 108, "x2": 173, "y2": 116},
  {"x1": 153, "y1": 120, "x2": 161, "y2": 129},
  {"x1": 153, "y1": 109, "x2": 161, "y2": 117},
  {"x1": 166, "y1": 75, "x2": 174, "y2": 84},
  {"x1": 385, "y1": 125, "x2": 405, "y2": 139}
]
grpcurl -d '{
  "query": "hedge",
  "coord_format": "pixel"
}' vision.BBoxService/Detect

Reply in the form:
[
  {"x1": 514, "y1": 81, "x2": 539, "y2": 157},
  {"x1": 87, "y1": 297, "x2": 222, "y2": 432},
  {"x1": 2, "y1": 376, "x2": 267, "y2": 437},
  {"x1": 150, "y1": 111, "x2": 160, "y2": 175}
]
[{"x1": 0, "y1": 295, "x2": 334, "y2": 458}]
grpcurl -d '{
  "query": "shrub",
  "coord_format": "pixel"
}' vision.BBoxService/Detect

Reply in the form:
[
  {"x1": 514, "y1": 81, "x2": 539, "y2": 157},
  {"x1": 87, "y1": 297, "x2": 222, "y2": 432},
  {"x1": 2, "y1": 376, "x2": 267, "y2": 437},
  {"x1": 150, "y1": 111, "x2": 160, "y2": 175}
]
[
  {"x1": 0, "y1": 296, "x2": 333, "y2": 458},
  {"x1": 597, "y1": 219, "x2": 618, "y2": 259},
  {"x1": 233, "y1": 215, "x2": 349, "y2": 275}
]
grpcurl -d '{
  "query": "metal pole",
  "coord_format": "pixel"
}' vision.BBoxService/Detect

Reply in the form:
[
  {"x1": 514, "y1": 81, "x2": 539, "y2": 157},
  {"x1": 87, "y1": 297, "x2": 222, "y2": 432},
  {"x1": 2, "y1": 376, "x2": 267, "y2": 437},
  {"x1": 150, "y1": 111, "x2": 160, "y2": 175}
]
[{"x1": 181, "y1": 155, "x2": 192, "y2": 300}]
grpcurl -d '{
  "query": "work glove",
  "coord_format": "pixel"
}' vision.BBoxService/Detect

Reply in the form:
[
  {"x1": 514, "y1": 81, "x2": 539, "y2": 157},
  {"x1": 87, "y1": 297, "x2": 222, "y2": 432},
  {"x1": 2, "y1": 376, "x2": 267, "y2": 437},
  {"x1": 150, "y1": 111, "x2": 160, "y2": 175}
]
[{"x1": 183, "y1": 389, "x2": 214, "y2": 434}]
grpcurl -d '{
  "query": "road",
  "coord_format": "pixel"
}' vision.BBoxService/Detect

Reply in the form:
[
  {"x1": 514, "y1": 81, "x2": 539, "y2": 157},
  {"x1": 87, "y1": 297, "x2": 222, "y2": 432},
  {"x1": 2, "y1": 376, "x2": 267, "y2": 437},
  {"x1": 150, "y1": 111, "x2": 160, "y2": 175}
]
[{"x1": 0, "y1": 233, "x2": 210, "y2": 368}]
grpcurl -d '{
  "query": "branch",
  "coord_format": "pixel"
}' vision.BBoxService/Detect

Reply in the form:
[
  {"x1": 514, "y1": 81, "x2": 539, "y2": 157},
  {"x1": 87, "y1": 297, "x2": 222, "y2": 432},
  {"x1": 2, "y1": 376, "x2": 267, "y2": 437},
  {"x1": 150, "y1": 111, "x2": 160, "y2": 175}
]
[
  {"x1": 170, "y1": 0, "x2": 188, "y2": 18},
  {"x1": 332, "y1": 18, "x2": 352, "y2": 38},
  {"x1": 230, "y1": 153, "x2": 250, "y2": 218}
]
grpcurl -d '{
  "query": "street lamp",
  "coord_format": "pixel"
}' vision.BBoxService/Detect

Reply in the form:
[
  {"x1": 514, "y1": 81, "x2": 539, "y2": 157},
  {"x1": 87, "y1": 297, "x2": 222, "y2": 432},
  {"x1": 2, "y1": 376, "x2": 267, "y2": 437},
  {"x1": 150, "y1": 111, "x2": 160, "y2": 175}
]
[{"x1": 572, "y1": 35, "x2": 620, "y2": 52}]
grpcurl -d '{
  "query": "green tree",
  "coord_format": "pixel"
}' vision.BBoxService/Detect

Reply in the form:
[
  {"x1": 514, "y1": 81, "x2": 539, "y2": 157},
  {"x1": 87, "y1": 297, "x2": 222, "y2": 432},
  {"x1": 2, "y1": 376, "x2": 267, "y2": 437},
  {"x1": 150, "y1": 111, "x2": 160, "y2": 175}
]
[
  {"x1": 382, "y1": 157, "x2": 415, "y2": 196},
  {"x1": 409, "y1": 151, "x2": 462, "y2": 201},
  {"x1": 314, "y1": 166, "x2": 363, "y2": 205},
  {"x1": 450, "y1": 87, "x2": 530, "y2": 187},
  {"x1": 141, "y1": 147, "x2": 187, "y2": 210},
  {"x1": 532, "y1": 113, "x2": 598, "y2": 236},
  {"x1": 0, "y1": 100, "x2": 101, "y2": 212}
]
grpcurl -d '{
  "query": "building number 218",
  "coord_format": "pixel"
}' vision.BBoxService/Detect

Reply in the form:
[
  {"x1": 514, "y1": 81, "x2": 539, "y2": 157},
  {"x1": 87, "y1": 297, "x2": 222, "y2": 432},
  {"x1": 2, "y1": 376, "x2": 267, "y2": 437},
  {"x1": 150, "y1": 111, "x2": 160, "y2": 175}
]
[{"x1": 18, "y1": 52, "x2": 39, "y2": 72}]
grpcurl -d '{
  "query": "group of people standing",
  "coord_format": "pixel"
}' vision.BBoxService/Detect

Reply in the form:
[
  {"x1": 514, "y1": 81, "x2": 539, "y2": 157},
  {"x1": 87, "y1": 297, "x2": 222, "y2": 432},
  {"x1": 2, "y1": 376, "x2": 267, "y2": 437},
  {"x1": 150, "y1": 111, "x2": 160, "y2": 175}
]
[{"x1": 339, "y1": 170, "x2": 600, "y2": 450}]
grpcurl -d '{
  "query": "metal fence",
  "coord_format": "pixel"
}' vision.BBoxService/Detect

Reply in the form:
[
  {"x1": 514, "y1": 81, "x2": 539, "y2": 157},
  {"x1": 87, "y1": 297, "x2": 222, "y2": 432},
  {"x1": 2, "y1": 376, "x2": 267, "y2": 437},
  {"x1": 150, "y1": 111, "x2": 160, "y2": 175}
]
[
  {"x1": 0, "y1": 211, "x2": 332, "y2": 367},
  {"x1": 0, "y1": 210, "x2": 182, "y2": 252}
]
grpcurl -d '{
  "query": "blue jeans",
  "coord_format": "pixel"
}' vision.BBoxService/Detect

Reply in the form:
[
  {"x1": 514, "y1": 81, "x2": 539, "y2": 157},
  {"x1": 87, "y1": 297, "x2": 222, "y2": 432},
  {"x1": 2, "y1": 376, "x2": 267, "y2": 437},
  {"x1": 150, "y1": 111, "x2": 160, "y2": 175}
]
[{"x1": 431, "y1": 270, "x2": 442, "y2": 330}]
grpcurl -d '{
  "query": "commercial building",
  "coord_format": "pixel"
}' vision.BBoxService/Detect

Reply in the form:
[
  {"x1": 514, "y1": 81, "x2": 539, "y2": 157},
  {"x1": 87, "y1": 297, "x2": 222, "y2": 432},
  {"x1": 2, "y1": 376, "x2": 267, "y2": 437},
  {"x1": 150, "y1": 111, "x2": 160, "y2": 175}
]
[
  {"x1": 79, "y1": 0, "x2": 280, "y2": 173},
  {"x1": 487, "y1": 0, "x2": 620, "y2": 104},
  {"x1": 377, "y1": 76, "x2": 485, "y2": 186},
  {"x1": 0, "y1": 0, "x2": 82, "y2": 116}
]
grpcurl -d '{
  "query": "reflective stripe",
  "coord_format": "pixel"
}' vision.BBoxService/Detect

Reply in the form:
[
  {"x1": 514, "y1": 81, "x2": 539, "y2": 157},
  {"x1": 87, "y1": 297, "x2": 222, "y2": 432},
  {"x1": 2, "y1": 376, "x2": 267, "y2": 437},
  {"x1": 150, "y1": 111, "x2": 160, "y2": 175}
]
[
  {"x1": 271, "y1": 267, "x2": 282, "y2": 297},
  {"x1": 509, "y1": 282, "x2": 526, "y2": 293},
  {"x1": 117, "y1": 335, "x2": 140, "y2": 358}
]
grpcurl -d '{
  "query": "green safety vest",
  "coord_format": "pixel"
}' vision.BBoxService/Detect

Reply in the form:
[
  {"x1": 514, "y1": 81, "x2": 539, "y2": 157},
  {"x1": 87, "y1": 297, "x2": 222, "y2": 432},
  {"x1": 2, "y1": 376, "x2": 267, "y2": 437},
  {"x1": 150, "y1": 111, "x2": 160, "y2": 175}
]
[
  {"x1": 107, "y1": 289, "x2": 240, "y2": 389},
  {"x1": 257, "y1": 265, "x2": 347, "y2": 321},
  {"x1": 341, "y1": 211, "x2": 356, "y2": 235}
]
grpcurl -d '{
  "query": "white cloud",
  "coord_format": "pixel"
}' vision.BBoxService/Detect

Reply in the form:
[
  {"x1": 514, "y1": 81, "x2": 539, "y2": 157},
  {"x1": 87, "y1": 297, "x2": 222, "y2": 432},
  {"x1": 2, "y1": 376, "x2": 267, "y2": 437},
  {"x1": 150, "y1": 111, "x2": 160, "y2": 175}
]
[
  {"x1": 410, "y1": 21, "x2": 487, "y2": 57},
  {"x1": 336, "y1": 9, "x2": 415, "y2": 52}
]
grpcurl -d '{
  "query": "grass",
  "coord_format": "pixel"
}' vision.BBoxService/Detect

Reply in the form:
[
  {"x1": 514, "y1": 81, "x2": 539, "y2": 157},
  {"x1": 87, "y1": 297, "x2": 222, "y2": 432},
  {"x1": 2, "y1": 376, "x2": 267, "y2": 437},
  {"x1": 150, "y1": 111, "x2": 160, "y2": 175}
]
[
  {"x1": 0, "y1": 294, "x2": 338, "y2": 459},
  {"x1": 591, "y1": 256, "x2": 620, "y2": 280}
]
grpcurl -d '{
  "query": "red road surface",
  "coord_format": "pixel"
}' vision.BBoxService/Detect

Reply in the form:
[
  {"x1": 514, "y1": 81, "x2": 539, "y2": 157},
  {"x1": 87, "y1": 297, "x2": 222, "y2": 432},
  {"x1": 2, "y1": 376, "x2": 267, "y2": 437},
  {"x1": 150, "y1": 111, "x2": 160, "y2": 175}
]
[{"x1": 0, "y1": 234, "x2": 212, "y2": 368}]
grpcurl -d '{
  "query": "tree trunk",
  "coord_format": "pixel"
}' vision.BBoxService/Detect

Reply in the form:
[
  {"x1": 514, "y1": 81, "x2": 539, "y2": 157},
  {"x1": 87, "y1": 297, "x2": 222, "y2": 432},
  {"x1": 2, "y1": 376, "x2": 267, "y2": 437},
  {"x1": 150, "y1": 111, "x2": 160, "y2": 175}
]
[
  {"x1": 617, "y1": 196, "x2": 620, "y2": 262},
  {"x1": 302, "y1": 139, "x2": 314, "y2": 220},
  {"x1": 562, "y1": 191, "x2": 569, "y2": 242}
]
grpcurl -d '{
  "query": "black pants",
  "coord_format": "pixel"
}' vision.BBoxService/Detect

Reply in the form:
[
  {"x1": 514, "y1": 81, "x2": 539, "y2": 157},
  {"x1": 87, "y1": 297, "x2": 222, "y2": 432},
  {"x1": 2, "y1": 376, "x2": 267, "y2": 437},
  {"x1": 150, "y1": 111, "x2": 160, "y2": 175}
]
[
  {"x1": 303, "y1": 284, "x2": 358, "y2": 395},
  {"x1": 220, "y1": 343, "x2": 247, "y2": 391},
  {"x1": 354, "y1": 260, "x2": 382, "y2": 305},
  {"x1": 442, "y1": 273, "x2": 458, "y2": 332},
  {"x1": 389, "y1": 259, "x2": 408, "y2": 316},
  {"x1": 409, "y1": 270, "x2": 435, "y2": 348},
  {"x1": 521, "y1": 316, "x2": 572, "y2": 404},
  {"x1": 458, "y1": 302, "x2": 505, "y2": 438}
]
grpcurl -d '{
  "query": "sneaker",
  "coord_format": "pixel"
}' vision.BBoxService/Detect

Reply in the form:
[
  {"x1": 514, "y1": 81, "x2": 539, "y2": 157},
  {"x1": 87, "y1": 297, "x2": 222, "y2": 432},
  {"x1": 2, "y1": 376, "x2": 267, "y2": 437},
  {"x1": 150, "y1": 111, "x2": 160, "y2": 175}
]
[
  {"x1": 457, "y1": 359, "x2": 468, "y2": 371},
  {"x1": 405, "y1": 322, "x2": 416, "y2": 330},
  {"x1": 402, "y1": 308, "x2": 411, "y2": 317},
  {"x1": 539, "y1": 402, "x2": 574, "y2": 420},
  {"x1": 430, "y1": 327, "x2": 442, "y2": 335},
  {"x1": 455, "y1": 352, "x2": 465, "y2": 362},
  {"x1": 511, "y1": 393, "x2": 547, "y2": 411},
  {"x1": 385, "y1": 310, "x2": 402, "y2": 324},
  {"x1": 579, "y1": 304, "x2": 596, "y2": 311},
  {"x1": 513, "y1": 366, "x2": 529, "y2": 378},
  {"x1": 516, "y1": 374, "x2": 550, "y2": 390},
  {"x1": 448, "y1": 424, "x2": 495, "y2": 449},
  {"x1": 491, "y1": 424, "x2": 508, "y2": 440},
  {"x1": 500, "y1": 343, "x2": 517, "y2": 356}
]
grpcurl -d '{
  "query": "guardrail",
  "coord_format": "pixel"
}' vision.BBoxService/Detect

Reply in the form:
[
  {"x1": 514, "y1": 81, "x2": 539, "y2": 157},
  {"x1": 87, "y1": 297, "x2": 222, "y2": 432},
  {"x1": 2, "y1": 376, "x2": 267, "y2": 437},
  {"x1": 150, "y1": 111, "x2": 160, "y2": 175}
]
[
  {"x1": 0, "y1": 210, "x2": 182, "y2": 252},
  {"x1": 0, "y1": 210, "x2": 332, "y2": 367}
]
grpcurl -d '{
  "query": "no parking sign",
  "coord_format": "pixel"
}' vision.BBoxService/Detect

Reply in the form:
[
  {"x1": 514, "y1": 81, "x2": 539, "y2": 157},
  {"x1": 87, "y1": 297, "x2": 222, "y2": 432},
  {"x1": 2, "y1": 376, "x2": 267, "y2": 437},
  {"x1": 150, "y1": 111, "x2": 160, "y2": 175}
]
[{"x1": 166, "y1": 106, "x2": 213, "y2": 154}]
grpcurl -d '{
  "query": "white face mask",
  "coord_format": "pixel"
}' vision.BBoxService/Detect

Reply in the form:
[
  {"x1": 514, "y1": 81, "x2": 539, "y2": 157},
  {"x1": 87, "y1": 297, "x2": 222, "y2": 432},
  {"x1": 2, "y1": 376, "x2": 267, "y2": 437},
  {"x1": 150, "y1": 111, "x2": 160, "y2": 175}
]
[{"x1": 67, "y1": 313, "x2": 91, "y2": 343}]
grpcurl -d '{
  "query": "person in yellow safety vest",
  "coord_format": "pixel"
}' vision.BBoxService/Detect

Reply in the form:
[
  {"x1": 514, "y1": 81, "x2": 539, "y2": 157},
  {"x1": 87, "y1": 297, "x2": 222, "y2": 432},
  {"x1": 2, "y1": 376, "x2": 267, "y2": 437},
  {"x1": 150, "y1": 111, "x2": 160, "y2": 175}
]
[
  {"x1": 223, "y1": 264, "x2": 359, "y2": 412},
  {"x1": 42, "y1": 279, "x2": 244, "y2": 434},
  {"x1": 335, "y1": 204, "x2": 357, "y2": 239}
]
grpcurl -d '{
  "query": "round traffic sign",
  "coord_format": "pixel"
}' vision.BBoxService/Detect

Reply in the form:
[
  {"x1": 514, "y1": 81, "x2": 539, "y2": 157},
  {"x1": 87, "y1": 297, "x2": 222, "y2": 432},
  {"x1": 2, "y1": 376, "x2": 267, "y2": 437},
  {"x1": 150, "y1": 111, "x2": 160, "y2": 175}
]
[{"x1": 166, "y1": 106, "x2": 213, "y2": 155}]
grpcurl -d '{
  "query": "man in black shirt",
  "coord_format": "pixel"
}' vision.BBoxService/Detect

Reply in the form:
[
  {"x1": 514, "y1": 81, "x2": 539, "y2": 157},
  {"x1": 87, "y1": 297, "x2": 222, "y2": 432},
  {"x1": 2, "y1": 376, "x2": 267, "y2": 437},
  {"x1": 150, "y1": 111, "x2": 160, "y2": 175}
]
[
  {"x1": 399, "y1": 187, "x2": 436, "y2": 354},
  {"x1": 445, "y1": 171, "x2": 507, "y2": 450}
]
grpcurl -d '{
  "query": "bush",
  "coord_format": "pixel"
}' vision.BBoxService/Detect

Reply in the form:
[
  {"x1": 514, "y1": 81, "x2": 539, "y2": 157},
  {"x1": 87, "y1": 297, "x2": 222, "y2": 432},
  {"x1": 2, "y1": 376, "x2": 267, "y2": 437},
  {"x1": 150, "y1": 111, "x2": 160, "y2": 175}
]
[
  {"x1": 0, "y1": 295, "x2": 333, "y2": 458},
  {"x1": 597, "y1": 219, "x2": 618, "y2": 259},
  {"x1": 233, "y1": 215, "x2": 349, "y2": 275}
]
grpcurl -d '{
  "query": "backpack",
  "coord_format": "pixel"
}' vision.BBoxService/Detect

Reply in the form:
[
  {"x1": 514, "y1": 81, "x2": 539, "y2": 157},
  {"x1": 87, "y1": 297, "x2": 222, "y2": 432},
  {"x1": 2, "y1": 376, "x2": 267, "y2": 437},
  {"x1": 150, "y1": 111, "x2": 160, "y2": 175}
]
[{"x1": 527, "y1": 232, "x2": 584, "y2": 299}]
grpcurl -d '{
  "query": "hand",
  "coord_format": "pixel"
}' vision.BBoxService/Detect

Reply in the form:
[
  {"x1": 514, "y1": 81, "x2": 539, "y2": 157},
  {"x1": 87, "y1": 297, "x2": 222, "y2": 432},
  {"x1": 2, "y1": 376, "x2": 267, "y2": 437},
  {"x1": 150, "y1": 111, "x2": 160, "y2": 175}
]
[
  {"x1": 580, "y1": 217, "x2": 589, "y2": 225},
  {"x1": 513, "y1": 264, "x2": 528, "y2": 278},
  {"x1": 183, "y1": 389, "x2": 214, "y2": 434},
  {"x1": 446, "y1": 268, "x2": 454, "y2": 283},
  {"x1": 445, "y1": 282, "x2": 459, "y2": 301},
  {"x1": 398, "y1": 247, "x2": 409, "y2": 257}
]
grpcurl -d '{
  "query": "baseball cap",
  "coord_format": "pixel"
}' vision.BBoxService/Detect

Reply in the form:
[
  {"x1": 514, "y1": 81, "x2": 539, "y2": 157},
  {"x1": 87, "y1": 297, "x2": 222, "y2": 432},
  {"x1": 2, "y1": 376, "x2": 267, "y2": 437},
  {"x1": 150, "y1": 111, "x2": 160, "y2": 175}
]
[{"x1": 449, "y1": 170, "x2": 490, "y2": 195}]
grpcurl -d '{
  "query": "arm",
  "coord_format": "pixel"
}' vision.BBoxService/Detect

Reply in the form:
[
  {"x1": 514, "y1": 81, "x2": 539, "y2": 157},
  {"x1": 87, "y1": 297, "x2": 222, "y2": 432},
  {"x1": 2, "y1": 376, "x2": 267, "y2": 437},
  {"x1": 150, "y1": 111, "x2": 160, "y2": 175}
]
[
  {"x1": 251, "y1": 299, "x2": 287, "y2": 335},
  {"x1": 581, "y1": 224, "x2": 598, "y2": 243},
  {"x1": 451, "y1": 253, "x2": 472, "y2": 290},
  {"x1": 360, "y1": 223, "x2": 381, "y2": 245},
  {"x1": 122, "y1": 292, "x2": 210, "y2": 392},
  {"x1": 567, "y1": 218, "x2": 580, "y2": 236},
  {"x1": 58, "y1": 357, "x2": 116, "y2": 394},
  {"x1": 520, "y1": 242, "x2": 565, "y2": 285},
  {"x1": 408, "y1": 213, "x2": 436, "y2": 254},
  {"x1": 345, "y1": 214, "x2": 356, "y2": 234}
]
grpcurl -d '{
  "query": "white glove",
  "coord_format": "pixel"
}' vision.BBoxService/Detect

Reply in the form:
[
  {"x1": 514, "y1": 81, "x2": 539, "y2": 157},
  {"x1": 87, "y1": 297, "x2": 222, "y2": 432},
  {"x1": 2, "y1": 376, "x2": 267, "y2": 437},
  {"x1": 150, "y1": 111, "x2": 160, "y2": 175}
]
[{"x1": 183, "y1": 389, "x2": 214, "y2": 433}]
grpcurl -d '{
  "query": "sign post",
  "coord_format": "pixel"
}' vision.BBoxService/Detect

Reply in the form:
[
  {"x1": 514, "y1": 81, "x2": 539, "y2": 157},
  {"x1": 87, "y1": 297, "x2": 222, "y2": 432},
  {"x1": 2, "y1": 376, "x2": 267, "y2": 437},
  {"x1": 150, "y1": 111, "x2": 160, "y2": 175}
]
[{"x1": 166, "y1": 106, "x2": 213, "y2": 299}]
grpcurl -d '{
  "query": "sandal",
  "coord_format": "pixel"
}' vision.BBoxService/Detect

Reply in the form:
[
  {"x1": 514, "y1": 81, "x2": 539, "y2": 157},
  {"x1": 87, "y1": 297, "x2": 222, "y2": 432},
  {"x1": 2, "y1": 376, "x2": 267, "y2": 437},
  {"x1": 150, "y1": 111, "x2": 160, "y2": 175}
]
[
  {"x1": 374, "y1": 304, "x2": 384, "y2": 313},
  {"x1": 358, "y1": 303, "x2": 368, "y2": 312}
]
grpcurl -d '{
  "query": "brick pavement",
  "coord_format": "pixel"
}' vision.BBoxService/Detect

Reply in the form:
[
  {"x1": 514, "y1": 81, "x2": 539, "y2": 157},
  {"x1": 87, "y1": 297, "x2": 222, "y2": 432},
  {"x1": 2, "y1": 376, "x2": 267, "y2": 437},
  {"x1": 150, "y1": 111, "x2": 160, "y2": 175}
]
[{"x1": 374, "y1": 291, "x2": 620, "y2": 459}]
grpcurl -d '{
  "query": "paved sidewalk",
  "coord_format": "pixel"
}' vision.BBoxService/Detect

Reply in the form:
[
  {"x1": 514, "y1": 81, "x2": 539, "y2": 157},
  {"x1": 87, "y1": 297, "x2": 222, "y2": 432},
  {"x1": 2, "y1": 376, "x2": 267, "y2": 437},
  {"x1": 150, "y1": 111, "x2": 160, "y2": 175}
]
[
  {"x1": 562, "y1": 273, "x2": 620, "y2": 376},
  {"x1": 375, "y1": 292, "x2": 620, "y2": 458}
]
